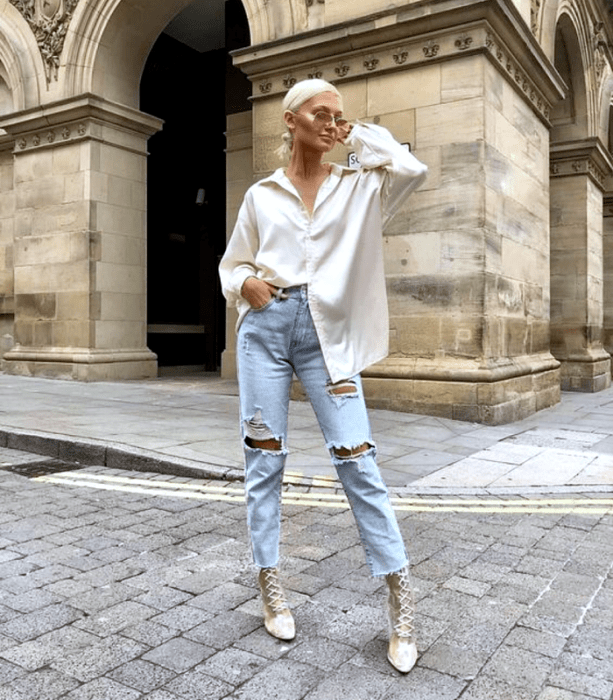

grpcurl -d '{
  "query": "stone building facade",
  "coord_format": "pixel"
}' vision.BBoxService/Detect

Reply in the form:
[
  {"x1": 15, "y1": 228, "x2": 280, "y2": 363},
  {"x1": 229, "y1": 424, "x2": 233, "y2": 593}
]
[{"x1": 1, "y1": 0, "x2": 613, "y2": 423}]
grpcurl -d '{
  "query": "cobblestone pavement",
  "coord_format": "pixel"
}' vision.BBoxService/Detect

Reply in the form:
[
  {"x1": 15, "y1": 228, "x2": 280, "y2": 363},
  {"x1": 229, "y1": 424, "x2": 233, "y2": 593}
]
[{"x1": 0, "y1": 449, "x2": 611, "y2": 699}]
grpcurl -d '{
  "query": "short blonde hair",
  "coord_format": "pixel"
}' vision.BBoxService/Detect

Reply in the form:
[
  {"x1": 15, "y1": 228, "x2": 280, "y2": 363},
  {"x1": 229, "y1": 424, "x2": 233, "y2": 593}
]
[{"x1": 276, "y1": 78, "x2": 342, "y2": 159}]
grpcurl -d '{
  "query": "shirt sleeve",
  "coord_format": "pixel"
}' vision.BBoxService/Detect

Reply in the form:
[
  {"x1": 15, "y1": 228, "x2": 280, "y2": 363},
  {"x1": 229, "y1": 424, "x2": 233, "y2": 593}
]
[
  {"x1": 218, "y1": 189, "x2": 259, "y2": 307},
  {"x1": 344, "y1": 122, "x2": 428, "y2": 227}
]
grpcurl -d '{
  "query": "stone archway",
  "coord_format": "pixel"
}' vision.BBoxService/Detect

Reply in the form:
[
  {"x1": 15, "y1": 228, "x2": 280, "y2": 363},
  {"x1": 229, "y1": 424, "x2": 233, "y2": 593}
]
[
  {"x1": 62, "y1": 0, "x2": 311, "y2": 106},
  {"x1": 0, "y1": 0, "x2": 263, "y2": 380},
  {"x1": 549, "y1": 10, "x2": 613, "y2": 391}
]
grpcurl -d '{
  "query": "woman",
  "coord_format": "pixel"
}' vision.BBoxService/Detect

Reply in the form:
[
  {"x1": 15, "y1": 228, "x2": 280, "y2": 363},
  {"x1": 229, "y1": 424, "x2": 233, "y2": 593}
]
[{"x1": 219, "y1": 78, "x2": 427, "y2": 673}]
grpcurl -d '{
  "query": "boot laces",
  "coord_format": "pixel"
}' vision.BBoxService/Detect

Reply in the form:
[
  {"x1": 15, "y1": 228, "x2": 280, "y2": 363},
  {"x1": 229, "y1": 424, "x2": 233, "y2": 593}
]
[
  {"x1": 391, "y1": 570, "x2": 415, "y2": 638},
  {"x1": 261, "y1": 568, "x2": 289, "y2": 613}
]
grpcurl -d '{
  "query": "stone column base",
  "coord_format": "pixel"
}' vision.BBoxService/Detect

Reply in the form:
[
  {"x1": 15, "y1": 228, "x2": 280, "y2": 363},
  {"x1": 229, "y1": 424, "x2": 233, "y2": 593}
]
[
  {"x1": 2, "y1": 347, "x2": 158, "y2": 381},
  {"x1": 362, "y1": 369, "x2": 560, "y2": 425},
  {"x1": 220, "y1": 349, "x2": 237, "y2": 380},
  {"x1": 559, "y1": 356, "x2": 611, "y2": 392},
  {"x1": 294, "y1": 354, "x2": 561, "y2": 425}
]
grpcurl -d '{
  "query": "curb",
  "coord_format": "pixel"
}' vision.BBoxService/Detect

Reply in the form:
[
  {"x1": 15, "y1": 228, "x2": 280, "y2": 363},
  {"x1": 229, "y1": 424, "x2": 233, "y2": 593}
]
[{"x1": 0, "y1": 427, "x2": 245, "y2": 483}]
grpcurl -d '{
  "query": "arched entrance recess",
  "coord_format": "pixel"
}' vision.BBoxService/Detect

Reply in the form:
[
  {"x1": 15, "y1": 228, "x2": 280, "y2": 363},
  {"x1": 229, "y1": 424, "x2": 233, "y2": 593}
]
[
  {"x1": 1, "y1": 0, "x2": 270, "y2": 380},
  {"x1": 549, "y1": 10, "x2": 613, "y2": 391},
  {"x1": 140, "y1": 2, "x2": 251, "y2": 372}
]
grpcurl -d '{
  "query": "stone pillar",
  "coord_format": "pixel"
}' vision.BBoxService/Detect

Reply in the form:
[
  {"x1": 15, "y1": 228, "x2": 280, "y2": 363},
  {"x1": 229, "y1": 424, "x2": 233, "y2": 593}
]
[
  {"x1": 604, "y1": 194, "x2": 613, "y2": 358},
  {"x1": 221, "y1": 110, "x2": 253, "y2": 380},
  {"x1": 232, "y1": 0, "x2": 566, "y2": 423},
  {"x1": 550, "y1": 140, "x2": 612, "y2": 391},
  {"x1": 0, "y1": 134, "x2": 15, "y2": 358},
  {"x1": 0, "y1": 95, "x2": 162, "y2": 380}
]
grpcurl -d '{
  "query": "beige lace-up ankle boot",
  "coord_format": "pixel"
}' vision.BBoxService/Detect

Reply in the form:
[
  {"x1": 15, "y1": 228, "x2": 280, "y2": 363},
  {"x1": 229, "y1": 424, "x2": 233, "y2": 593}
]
[
  {"x1": 385, "y1": 565, "x2": 417, "y2": 673},
  {"x1": 258, "y1": 567, "x2": 295, "y2": 640}
]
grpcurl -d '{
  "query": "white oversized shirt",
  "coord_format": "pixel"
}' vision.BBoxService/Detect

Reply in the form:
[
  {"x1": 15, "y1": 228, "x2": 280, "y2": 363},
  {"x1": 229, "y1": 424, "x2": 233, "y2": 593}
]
[{"x1": 219, "y1": 122, "x2": 427, "y2": 383}]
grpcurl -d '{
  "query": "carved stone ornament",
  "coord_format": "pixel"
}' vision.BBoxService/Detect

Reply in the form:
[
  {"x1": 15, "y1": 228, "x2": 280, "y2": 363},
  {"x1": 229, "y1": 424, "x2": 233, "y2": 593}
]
[
  {"x1": 10, "y1": 0, "x2": 80, "y2": 84},
  {"x1": 455, "y1": 34, "x2": 473, "y2": 51},
  {"x1": 392, "y1": 48, "x2": 408, "y2": 65},
  {"x1": 423, "y1": 40, "x2": 440, "y2": 58},
  {"x1": 335, "y1": 62, "x2": 350, "y2": 77},
  {"x1": 306, "y1": 0, "x2": 325, "y2": 5},
  {"x1": 531, "y1": 0, "x2": 542, "y2": 36},
  {"x1": 592, "y1": 21, "x2": 608, "y2": 86}
]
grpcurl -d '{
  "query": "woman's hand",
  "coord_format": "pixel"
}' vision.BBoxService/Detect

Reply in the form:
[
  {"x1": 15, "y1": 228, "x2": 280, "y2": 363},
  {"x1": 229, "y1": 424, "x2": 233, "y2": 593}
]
[
  {"x1": 241, "y1": 277, "x2": 278, "y2": 309},
  {"x1": 336, "y1": 122, "x2": 352, "y2": 144}
]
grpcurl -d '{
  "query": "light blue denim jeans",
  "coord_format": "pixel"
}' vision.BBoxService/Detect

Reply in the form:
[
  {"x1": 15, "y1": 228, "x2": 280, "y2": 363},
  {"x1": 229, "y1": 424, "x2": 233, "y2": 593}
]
[{"x1": 237, "y1": 285, "x2": 408, "y2": 577}]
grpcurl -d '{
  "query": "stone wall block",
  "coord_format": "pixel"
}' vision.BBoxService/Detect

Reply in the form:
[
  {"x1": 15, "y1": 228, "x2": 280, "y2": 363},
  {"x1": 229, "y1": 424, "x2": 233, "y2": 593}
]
[
  {"x1": 96, "y1": 203, "x2": 144, "y2": 237},
  {"x1": 440, "y1": 318, "x2": 483, "y2": 358},
  {"x1": 500, "y1": 237, "x2": 546, "y2": 286},
  {"x1": 503, "y1": 317, "x2": 530, "y2": 356},
  {"x1": 14, "y1": 321, "x2": 33, "y2": 346},
  {"x1": 52, "y1": 145, "x2": 81, "y2": 175},
  {"x1": 384, "y1": 233, "x2": 441, "y2": 276},
  {"x1": 90, "y1": 292, "x2": 102, "y2": 321},
  {"x1": 56, "y1": 201, "x2": 90, "y2": 232},
  {"x1": 0, "y1": 245, "x2": 13, "y2": 297},
  {"x1": 14, "y1": 211, "x2": 33, "y2": 238},
  {"x1": 15, "y1": 261, "x2": 90, "y2": 294},
  {"x1": 393, "y1": 316, "x2": 440, "y2": 357},
  {"x1": 15, "y1": 293, "x2": 56, "y2": 320},
  {"x1": 415, "y1": 146, "x2": 441, "y2": 192},
  {"x1": 95, "y1": 261, "x2": 145, "y2": 295},
  {"x1": 394, "y1": 186, "x2": 483, "y2": 235},
  {"x1": 107, "y1": 176, "x2": 138, "y2": 208},
  {"x1": 14, "y1": 150, "x2": 53, "y2": 184},
  {"x1": 16, "y1": 233, "x2": 71, "y2": 266},
  {"x1": 485, "y1": 147, "x2": 547, "y2": 225},
  {"x1": 69, "y1": 230, "x2": 90, "y2": 263},
  {"x1": 386, "y1": 273, "x2": 485, "y2": 317},
  {"x1": 89, "y1": 172, "x2": 109, "y2": 202},
  {"x1": 16, "y1": 179, "x2": 64, "y2": 210},
  {"x1": 368, "y1": 65, "x2": 441, "y2": 114},
  {"x1": 100, "y1": 233, "x2": 143, "y2": 265},
  {"x1": 94, "y1": 320, "x2": 145, "y2": 349},
  {"x1": 441, "y1": 54, "x2": 484, "y2": 103},
  {"x1": 53, "y1": 320, "x2": 91, "y2": 347},
  {"x1": 56, "y1": 292, "x2": 89, "y2": 321},
  {"x1": 484, "y1": 317, "x2": 503, "y2": 356},
  {"x1": 496, "y1": 192, "x2": 546, "y2": 248},
  {"x1": 99, "y1": 143, "x2": 145, "y2": 182},
  {"x1": 416, "y1": 98, "x2": 484, "y2": 149},
  {"x1": 63, "y1": 172, "x2": 85, "y2": 204},
  {"x1": 100, "y1": 292, "x2": 144, "y2": 321},
  {"x1": 530, "y1": 320, "x2": 550, "y2": 354},
  {"x1": 33, "y1": 320, "x2": 52, "y2": 346},
  {"x1": 0, "y1": 216, "x2": 15, "y2": 241}
]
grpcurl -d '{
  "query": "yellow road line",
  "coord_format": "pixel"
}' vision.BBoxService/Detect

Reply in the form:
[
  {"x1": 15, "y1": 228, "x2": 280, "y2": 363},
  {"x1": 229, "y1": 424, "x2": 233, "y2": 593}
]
[{"x1": 33, "y1": 472, "x2": 613, "y2": 514}]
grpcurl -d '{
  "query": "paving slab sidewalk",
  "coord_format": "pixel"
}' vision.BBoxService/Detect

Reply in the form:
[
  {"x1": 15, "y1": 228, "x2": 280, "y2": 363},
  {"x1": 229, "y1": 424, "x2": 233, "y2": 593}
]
[{"x1": 1, "y1": 373, "x2": 613, "y2": 493}]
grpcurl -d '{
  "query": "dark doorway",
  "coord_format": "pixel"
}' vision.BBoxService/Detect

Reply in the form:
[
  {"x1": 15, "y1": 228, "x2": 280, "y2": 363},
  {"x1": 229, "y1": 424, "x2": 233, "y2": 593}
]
[{"x1": 140, "y1": 0, "x2": 250, "y2": 373}]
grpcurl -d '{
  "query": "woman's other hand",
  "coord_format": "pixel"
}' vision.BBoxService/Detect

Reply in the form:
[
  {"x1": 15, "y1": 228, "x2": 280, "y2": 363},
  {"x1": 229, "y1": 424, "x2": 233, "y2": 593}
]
[{"x1": 241, "y1": 277, "x2": 278, "y2": 309}]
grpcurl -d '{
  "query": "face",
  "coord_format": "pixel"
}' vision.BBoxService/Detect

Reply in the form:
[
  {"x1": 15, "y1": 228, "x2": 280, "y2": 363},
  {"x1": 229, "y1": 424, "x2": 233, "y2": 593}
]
[{"x1": 284, "y1": 91, "x2": 347, "y2": 154}]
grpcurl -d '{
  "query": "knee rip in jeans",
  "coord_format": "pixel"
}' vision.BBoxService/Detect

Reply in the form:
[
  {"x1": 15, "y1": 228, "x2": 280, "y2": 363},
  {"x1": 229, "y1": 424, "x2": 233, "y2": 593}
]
[
  {"x1": 244, "y1": 409, "x2": 284, "y2": 452},
  {"x1": 326, "y1": 379, "x2": 359, "y2": 404},
  {"x1": 332, "y1": 441, "x2": 374, "y2": 464}
]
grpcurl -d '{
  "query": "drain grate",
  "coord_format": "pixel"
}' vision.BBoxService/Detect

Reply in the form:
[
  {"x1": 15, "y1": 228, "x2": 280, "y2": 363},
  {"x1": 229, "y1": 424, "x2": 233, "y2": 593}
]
[{"x1": 4, "y1": 459, "x2": 81, "y2": 479}]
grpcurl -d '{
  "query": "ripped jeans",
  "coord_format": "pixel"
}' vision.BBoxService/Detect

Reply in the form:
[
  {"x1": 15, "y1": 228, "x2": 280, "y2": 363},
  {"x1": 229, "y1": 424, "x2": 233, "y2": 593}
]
[{"x1": 237, "y1": 284, "x2": 408, "y2": 577}]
